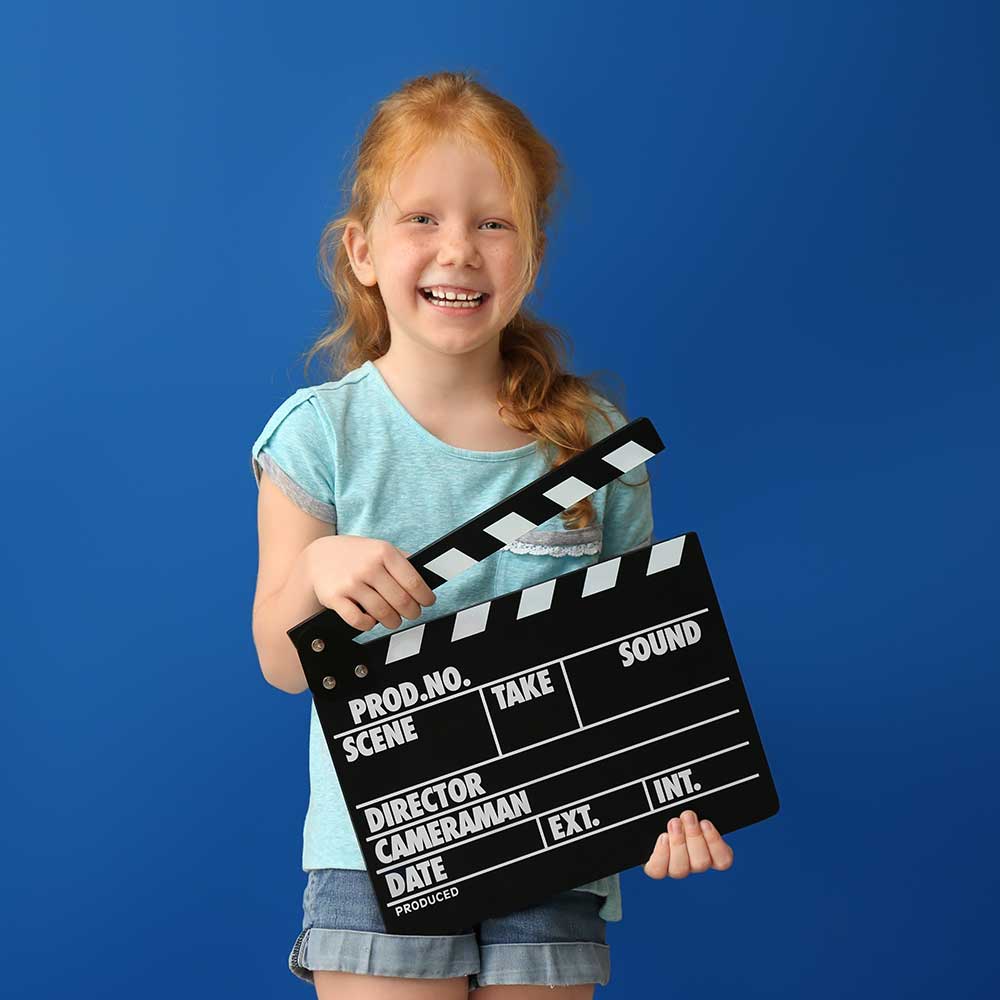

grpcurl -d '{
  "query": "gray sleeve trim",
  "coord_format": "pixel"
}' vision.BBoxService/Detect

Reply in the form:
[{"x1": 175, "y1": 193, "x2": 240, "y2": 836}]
[{"x1": 254, "y1": 451, "x2": 338, "y2": 528}]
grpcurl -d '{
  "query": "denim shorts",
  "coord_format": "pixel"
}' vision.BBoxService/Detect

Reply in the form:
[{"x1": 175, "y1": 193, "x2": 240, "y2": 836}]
[{"x1": 288, "y1": 868, "x2": 611, "y2": 991}]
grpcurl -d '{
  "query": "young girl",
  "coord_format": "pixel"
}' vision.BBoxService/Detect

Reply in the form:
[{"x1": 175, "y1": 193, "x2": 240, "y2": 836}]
[{"x1": 251, "y1": 70, "x2": 734, "y2": 999}]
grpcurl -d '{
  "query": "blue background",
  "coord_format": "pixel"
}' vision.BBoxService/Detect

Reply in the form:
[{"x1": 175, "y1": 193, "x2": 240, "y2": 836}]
[{"x1": 3, "y1": 1, "x2": 997, "y2": 995}]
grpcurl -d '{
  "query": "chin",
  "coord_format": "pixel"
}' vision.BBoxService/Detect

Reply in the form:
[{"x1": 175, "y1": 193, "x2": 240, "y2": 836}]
[{"x1": 423, "y1": 332, "x2": 501, "y2": 357}]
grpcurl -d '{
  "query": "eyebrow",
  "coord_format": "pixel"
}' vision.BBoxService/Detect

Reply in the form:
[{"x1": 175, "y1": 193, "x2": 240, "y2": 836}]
[{"x1": 398, "y1": 198, "x2": 512, "y2": 215}]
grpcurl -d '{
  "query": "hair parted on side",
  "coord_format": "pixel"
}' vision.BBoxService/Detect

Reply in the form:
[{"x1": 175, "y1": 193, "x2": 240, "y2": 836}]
[{"x1": 301, "y1": 69, "x2": 646, "y2": 530}]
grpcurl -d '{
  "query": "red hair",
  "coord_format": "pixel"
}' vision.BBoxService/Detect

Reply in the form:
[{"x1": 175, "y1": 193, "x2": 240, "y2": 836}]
[{"x1": 301, "y1": 70, "x2": 645, "y2": 528}]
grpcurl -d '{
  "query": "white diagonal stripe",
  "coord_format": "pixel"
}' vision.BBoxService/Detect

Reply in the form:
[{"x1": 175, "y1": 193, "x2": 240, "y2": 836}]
[
  {"x1": 385, "y1": 623, "x2": 425, "y2": 664},
  {"x1": 543, "y1": 476, "x2": 596, "y2": 509},
  {"x1": 424, "y1": 547, "x2": 479, "y2": 581},
  {"x1": 452, "y1": 601, "x2": 491, "y2": 641},
  {"x1": 483, "y1": 511, "x2": 538, "y2": 544},
  {"x1": 516, "y1": 578, "x2": 557, "y2": 618},
  {"x1": 646, "y1": 536, "x2": 685, "y2": 575},
  {"x1": 603, "y1": 440, "x2": 656, "y2": 473},
  {"x1": 581, "y1": 557, "x2": 621, "y2": 597}
]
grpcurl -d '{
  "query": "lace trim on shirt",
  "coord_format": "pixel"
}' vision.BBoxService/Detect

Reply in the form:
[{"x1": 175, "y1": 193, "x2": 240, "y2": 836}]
[
  {"x1": 501, "y1": 524, "x2": 603, "y2": 557},
  {"x1": 503, "y1": 538, "x2": 602, "y2": 556}
]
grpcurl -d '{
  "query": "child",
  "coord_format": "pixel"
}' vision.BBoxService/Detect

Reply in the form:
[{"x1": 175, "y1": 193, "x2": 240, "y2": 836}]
[{"x1": 251, "y1": 70, "x2": 733, "y2": 999}]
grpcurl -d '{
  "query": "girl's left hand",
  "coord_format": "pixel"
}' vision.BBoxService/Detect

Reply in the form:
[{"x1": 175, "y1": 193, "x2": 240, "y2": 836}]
[{"x1": 643, "y1": 809, "x2": 734, "y2": 879}]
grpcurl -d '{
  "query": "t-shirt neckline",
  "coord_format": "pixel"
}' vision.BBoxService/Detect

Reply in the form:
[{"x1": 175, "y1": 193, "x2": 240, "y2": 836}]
[{"x1": 363, "y1": 359, "x2": 539, "y2": 462}]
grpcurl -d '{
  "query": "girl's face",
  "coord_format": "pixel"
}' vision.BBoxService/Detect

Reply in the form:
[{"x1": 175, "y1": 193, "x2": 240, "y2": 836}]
[{"x1": 348, "y1": 138, "x2": 526, "y2": 361}]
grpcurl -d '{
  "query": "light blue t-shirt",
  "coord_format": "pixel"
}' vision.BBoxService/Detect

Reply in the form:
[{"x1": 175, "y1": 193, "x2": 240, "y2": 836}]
[{"x1": 250, "y1": 359, "x2": 656, "y2": 922}]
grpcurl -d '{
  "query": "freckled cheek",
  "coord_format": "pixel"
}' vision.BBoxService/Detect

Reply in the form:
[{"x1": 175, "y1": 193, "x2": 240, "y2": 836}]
[
  {"x1": 405, "y1": 244, "x2": 434, "y2": 277},
  {"x1": 382, "y1": 245, "x2": 426, "y2": 295},
  {"x1": 478, "y1": 248, "x2": 517, "y2": 284}
]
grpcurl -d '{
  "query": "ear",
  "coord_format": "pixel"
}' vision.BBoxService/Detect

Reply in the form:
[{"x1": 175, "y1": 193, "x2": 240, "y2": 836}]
[{"x1": 342, "y1": 219, "x2": 378, "y2": 288}]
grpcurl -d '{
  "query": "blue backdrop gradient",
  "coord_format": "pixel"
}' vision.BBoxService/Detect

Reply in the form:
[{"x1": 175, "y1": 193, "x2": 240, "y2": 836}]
[{"x1": 2, "y1": 2, "x2": 997, "y2": 996}]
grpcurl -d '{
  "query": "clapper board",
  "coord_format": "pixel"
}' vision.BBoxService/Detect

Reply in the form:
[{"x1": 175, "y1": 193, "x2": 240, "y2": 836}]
[{"x1": 287, "y1": 416, "x2": 780, "y2": 935}]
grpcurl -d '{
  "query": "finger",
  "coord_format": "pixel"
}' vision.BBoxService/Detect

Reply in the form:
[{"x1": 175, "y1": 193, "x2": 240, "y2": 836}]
[
  {"x1": 643, "y1": 831, "x2": 670, "y2": 880},
  {"x1": 679, "y1": 810, "x2": 712, "y2": 873},
  {"x1": 369, "y1": 564, "x2": 423, "y2": 622},
  {"x1": 699, "y1": 818, "x2": 735, "y2": 871},
  {"x1": 353, "y1": 582, "x2": 401, "y2": 630},
  {"x1": 385, "y1": 545, "x2": 436, "y2": 607},
  {"x1": 328, "y1": 595, "x2": 377, "y2": 633},
  {"x1": 667, "y1": 816, "x2": 690, "y2": 879}
]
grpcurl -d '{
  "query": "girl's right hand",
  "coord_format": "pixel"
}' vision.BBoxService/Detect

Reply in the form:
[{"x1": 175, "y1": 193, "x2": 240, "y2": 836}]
[{"x1": 304, "y1": 535, "x2": 436, "y2": 632}]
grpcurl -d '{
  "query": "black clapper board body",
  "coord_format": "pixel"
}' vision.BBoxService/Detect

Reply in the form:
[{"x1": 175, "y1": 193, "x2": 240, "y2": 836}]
[{"x1": 287, "y1": 416, "x2": 780, "y2": 935}]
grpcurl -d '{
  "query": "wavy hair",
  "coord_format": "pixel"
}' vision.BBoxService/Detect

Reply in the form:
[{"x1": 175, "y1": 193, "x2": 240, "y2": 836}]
[{"x1": 301, "y1": 69, "x2": 645, "y2": 529}]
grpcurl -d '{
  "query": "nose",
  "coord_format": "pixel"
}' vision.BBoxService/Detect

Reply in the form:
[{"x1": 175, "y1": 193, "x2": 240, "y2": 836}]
[{"x1": 435, "y1": 225, "x2": 482, "y2": 268}]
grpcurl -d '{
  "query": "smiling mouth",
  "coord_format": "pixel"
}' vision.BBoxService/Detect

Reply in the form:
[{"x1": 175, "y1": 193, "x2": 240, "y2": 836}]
[{"x1": 419, "y1": 288, "x2": 490, "y2": 310}]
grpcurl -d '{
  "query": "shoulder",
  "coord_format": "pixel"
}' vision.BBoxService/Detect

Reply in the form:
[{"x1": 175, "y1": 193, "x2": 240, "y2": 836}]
[
  {"x1": 250, "y1": 363, "x2": 375, "y2": 487},
  {"x1": 252, "y1": 364, "x2": 375, "y2": 445},
  {"x1": 283, "y1": 361, "x2": 375, "y2": 414},
  {"x1": 309, "y1": 361, "x2": 377, "y2": 402},
  {"x1": 584, "y1": 390, "x2": 651, "y2": 492},
  {"x1": 586, "y1": 390, "x2": 629, "y2": 440}
]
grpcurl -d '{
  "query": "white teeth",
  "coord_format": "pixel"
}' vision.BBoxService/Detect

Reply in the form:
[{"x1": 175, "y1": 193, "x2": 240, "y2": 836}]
[{"x1": 421, "y1": 287, "x2": 485, "y2": 307}]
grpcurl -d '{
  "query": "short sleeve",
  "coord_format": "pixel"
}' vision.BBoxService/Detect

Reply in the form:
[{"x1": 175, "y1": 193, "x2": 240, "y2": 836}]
[
  {"x1": 250, "y1": 388, "x2": 338, "y2": 527},
  {"x1": 589, "y1": 396, "x2": 655, "y2": 558}
]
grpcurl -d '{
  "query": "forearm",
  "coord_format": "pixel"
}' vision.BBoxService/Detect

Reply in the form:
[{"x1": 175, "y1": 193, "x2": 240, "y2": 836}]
[{"x1": 252, "y1": 542, "x2": 324, "y2": 694}]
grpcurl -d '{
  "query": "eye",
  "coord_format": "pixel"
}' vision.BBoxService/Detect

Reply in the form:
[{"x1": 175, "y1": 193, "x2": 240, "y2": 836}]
[{"x1": 406, "y1": 215, "x2": 509, "y2": 230}]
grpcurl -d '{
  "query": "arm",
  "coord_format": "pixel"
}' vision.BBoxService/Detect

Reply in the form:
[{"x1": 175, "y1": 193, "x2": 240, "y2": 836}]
[{"x1": 251, "y1": 469, "x2": 334, "y2": 694}]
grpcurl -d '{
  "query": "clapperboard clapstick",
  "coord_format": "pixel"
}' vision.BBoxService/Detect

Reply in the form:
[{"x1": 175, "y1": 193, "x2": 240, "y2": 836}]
[{"x1": 287, "y1": 416, "x2": 780, "y2": 935}]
